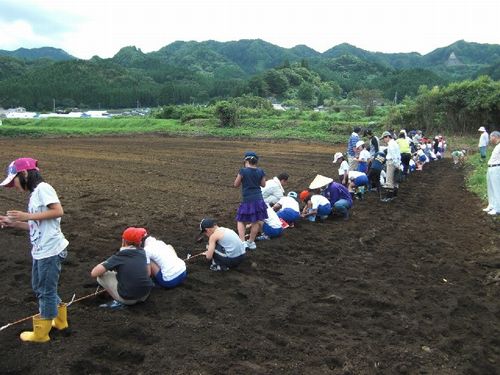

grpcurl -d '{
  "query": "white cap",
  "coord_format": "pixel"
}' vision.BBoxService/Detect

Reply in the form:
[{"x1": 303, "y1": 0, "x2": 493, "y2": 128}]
[
  {"x1": 333, "y1": 152, "x2": 343, "y2": 163},
  {"x1": 478, "y1": 126, "x2": 486, "y2": 132},
  {"x1": 355, "y1": 140, "x2": 365, "y2": 148}
]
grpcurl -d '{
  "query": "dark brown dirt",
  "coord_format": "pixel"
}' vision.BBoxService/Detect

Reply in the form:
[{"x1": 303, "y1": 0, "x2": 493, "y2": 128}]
[{"x1": 0, "y1": 135, "x2": 498, "y2": 375}]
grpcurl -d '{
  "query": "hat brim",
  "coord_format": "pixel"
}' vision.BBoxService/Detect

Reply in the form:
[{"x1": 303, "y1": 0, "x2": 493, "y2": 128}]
[
  {"x1": 309, "y1": 175, "x2": 334, "y2": 190},
  {"x1": 0, "y1": 174, "x2": 16, "y2": 188}
]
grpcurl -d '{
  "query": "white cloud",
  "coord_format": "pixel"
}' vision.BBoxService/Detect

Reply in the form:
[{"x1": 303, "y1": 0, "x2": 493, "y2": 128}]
[
  {"x1": 0, "y1": 20, "x2": 52, "y2": 49},
  {"x1": 0, "y1": 0, "x2": 499, "y2": 58}
]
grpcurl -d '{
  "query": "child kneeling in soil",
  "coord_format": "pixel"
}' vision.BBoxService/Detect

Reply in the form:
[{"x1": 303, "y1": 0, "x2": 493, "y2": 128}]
[
  {"x1": 300, "y1": 190, "x2": 332, "y2": 222},
  {"x1": 247, "y1": 203, "x2": 284, "y2": 241},
  {"x1": 144, "y1": 233, "x2": 187, "y2": 289},
  {"x1": 198, "y1": 218, "x2": 246, "y2": 271},
  {"x1": 91, "y1": 227, "x2": 154, "y2": 309}
]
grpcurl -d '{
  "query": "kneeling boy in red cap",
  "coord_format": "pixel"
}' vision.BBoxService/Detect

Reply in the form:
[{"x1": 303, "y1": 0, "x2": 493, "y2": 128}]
[{"x1": 90, "y1": 227, "x2": 154, "y2": 309}]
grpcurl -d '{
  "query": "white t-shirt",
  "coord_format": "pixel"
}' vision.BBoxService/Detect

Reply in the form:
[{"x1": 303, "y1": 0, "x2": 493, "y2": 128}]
[
  {"x1": 144, "y1": 236, "x2": 186, "y2": 281},
  {"x1": 265, "y1": 205, "x2": 282, "y2": 229},
  {"x1": 275, "y1": 196, "x2": 300, "y2": 213},
  {"x1": 359, "y1": 149, "x2": 371, "y2": 162},
  {"x1": 338, "y1": 160, "x2": 349, "y2": 177},
  {"x1": 311, "y1": 194, "x2": 330, "y2": 209},
  {"x1": 28, "y1": 182, "x2": 69, "y2": 260}
]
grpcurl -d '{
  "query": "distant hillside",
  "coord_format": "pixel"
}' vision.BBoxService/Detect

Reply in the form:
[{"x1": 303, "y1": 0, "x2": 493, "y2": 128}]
[
  {"x1": 323, "y1": 40, "x2": 500, "y2": 69},
  {"x1": 0, "y1": 47, "x2": 75, "y2": 61},
  {"x1": 148, "y1": 39, "x2": 318, "y2": 76},
  {"x1": 0, "y1": 40, "x2": 498, "y2": 110}
]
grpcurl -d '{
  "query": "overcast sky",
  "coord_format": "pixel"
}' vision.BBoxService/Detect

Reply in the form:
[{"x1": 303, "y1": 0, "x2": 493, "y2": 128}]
[{"x1": 0, "y1": 0, "x2": 498, "y2": 59}]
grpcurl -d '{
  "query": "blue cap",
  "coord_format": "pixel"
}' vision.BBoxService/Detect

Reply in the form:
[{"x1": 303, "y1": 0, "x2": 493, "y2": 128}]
[{"x1": 244, "y1": 151, "x2": 259, "y2": 161}]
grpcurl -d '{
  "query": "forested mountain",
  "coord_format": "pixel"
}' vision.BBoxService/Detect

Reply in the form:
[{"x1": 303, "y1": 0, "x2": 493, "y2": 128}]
[
  {"x1": 0, "y1": 40, "x2": 498, "y2": 110},
  {"x1": 0, "y1": 47, "x2": 75, "y2": 61}
]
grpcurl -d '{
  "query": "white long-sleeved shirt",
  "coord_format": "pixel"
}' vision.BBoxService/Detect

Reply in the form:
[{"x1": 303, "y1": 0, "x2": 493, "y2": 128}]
[
  {"x1": 479, "y1": 132, "x2": 489, "y2": 147},
  {"x1": 261, "y1": 177, "x2": 284, "y2": 204},
  {"x1": 386, "y1": 139, "x2": 401, "y2": 166},
  {"x1": 488, "y1": 143, "x2": 500, "y2": 165}
]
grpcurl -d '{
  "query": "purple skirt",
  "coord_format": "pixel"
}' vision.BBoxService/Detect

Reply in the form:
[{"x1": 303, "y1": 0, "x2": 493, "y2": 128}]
[{"x1": 236, "y1": 199, "x2": 268, "y2": 223}]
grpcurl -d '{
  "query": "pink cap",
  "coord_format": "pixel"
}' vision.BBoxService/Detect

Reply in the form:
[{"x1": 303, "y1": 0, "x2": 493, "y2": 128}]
[{"x1": 0, "y1": 158, "x2": 39, "y2": 188}]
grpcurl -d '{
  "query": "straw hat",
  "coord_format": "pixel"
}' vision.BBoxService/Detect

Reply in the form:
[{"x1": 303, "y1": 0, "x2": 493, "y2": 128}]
[{"x1": 309, "y1": 174, "x2": 333, "y2": 189}]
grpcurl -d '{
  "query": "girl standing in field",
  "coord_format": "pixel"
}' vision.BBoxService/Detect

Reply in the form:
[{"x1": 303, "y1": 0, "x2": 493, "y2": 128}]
[
  {"x1": 233, "y1": 151, "x2": 268, "y2": 250},
  {"x1": 0, "y1": 158, "x2": 69, "y2": 342}
]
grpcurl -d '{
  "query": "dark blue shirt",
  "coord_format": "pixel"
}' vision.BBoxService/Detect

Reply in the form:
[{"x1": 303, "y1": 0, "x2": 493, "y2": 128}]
[
  {"x1": 103, "y1": 248, "x2": 154, "y2": 300},
  {"x1": 370, "y1": 152, "x2": 386, "y2": 171},
  {"x1": 239, "y1": 167, "x2": 265, "y2": 202}
]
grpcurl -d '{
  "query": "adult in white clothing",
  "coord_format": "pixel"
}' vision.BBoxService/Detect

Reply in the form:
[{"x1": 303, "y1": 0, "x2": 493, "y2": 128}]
[
  {"x1": 484, "y1": 131, "x2": 500, "y2": 215},
  {"x1": 261, "y1": 173, "x2": 289, "y2": 205},
  {"x1": 478, "y1": 126, "x2": 489, "y2": 162},
  {"x1": 381, "y1": 131, "x2": 401, "y2": 189}
]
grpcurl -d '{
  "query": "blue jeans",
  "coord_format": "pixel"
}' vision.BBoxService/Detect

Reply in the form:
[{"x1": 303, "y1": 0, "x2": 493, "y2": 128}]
[
  {"x1": 479, "y1": 146, "x2": 487, "y2": 160},
  {"x1": 333, "y1": 199, "x2": 351, "y2": 217},
  {"x1": 32, "y1": 250, "x2": 66, "y2": 319}
]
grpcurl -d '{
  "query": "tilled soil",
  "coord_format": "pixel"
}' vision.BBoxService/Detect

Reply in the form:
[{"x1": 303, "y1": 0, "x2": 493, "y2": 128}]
[{"x1": 0, "y1": 135, "x2": 498, "y2": 375}]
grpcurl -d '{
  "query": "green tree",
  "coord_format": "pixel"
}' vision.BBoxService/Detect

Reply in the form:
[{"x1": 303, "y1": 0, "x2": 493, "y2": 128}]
[
  {"x1": 297, "y1": 82, "x2": 316, "y2": 106},
  {"x1": 264, "y1": 70, "x2": 289, "y2": 96},
  {"x1": 215, "y1": 101, "x2": 239, "y2": 127},
  {"x1": 351, "y1": 88, "x2": 384, "y2": 116}
]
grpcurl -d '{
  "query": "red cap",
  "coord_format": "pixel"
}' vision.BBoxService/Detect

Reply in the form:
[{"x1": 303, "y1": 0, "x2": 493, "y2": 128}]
[
  {"x1": 299, "y1": 190, "x2": 310, "y2": 202},
  {"x1": 122, "y1": 227, "x2": 147, "y2": 245}
]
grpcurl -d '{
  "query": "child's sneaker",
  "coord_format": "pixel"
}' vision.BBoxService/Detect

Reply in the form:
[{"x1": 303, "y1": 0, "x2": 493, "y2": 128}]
[
  {"x1": 209, "y1": 263, "x2": 229, "y2": 272},
  {"x1": 243, "y1": 240, "x2": 257, "y2": 250},
  {"x1": 256, "y1": 234, "x2": 270, "y2": 241},
  {"x1": 99, "y1": 300, "x2": 126, "y2": 310}
]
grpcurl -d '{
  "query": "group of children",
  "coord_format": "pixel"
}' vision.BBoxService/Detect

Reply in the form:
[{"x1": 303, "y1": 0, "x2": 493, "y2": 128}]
[
  {"x1": 0, "y1": 158, "x2": 188, "y2": 342},
  {"x1": 340, "y1": 128, "x2": 449, "y2": 201},
  {"x1": 0, "y1": 130, "x2": 450, "y2": 342}
]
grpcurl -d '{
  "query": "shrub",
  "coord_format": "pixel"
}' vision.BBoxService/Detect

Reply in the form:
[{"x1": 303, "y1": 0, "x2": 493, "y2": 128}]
[{"x1": 215, "y1": 101, "x2": 239, "y2": 127}]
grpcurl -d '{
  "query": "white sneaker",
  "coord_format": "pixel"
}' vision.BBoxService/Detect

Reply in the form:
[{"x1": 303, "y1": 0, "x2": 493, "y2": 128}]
[
  {"x1": 487, "y1": 210, "x2": 498, "y2": 215},
  {"x1": 243, "y1": 240, "x2": 257, "y2": 250},
  {"x1": 483, "y1": 206, "x2": 493, "y2": 212}
]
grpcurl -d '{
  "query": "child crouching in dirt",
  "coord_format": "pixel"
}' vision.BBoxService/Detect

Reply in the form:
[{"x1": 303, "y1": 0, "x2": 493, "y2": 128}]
[
  {"x1": 143, "y1": 232, "x2": 187, "y2": 289},
  {"x1": 246, "y1": 203, "x2": 284, "y2": 241},
  {"x1": 198, "y1": 218, "x2": 246, "y2": 272},
  {"x1": 91, "y1": 227, "x2": 154, "y2": 309},
  {"x1": 451, "y1": 150, "x2": 467, "y2": 166},
  {"x1": 0, "y1": 158, "x2": 69, "y2": 343},
  {"x1": 300, "y1": 190, "x2": 332, "y2": 222}
]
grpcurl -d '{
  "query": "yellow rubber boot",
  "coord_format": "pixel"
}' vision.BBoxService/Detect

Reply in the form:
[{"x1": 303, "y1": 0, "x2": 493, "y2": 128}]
[
  {"x1": 52, "y1": 303, "x2": 68, "y2": 330},
  {"x1": 20, "y1": 315, "x2": 51, "y2": 343}
]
